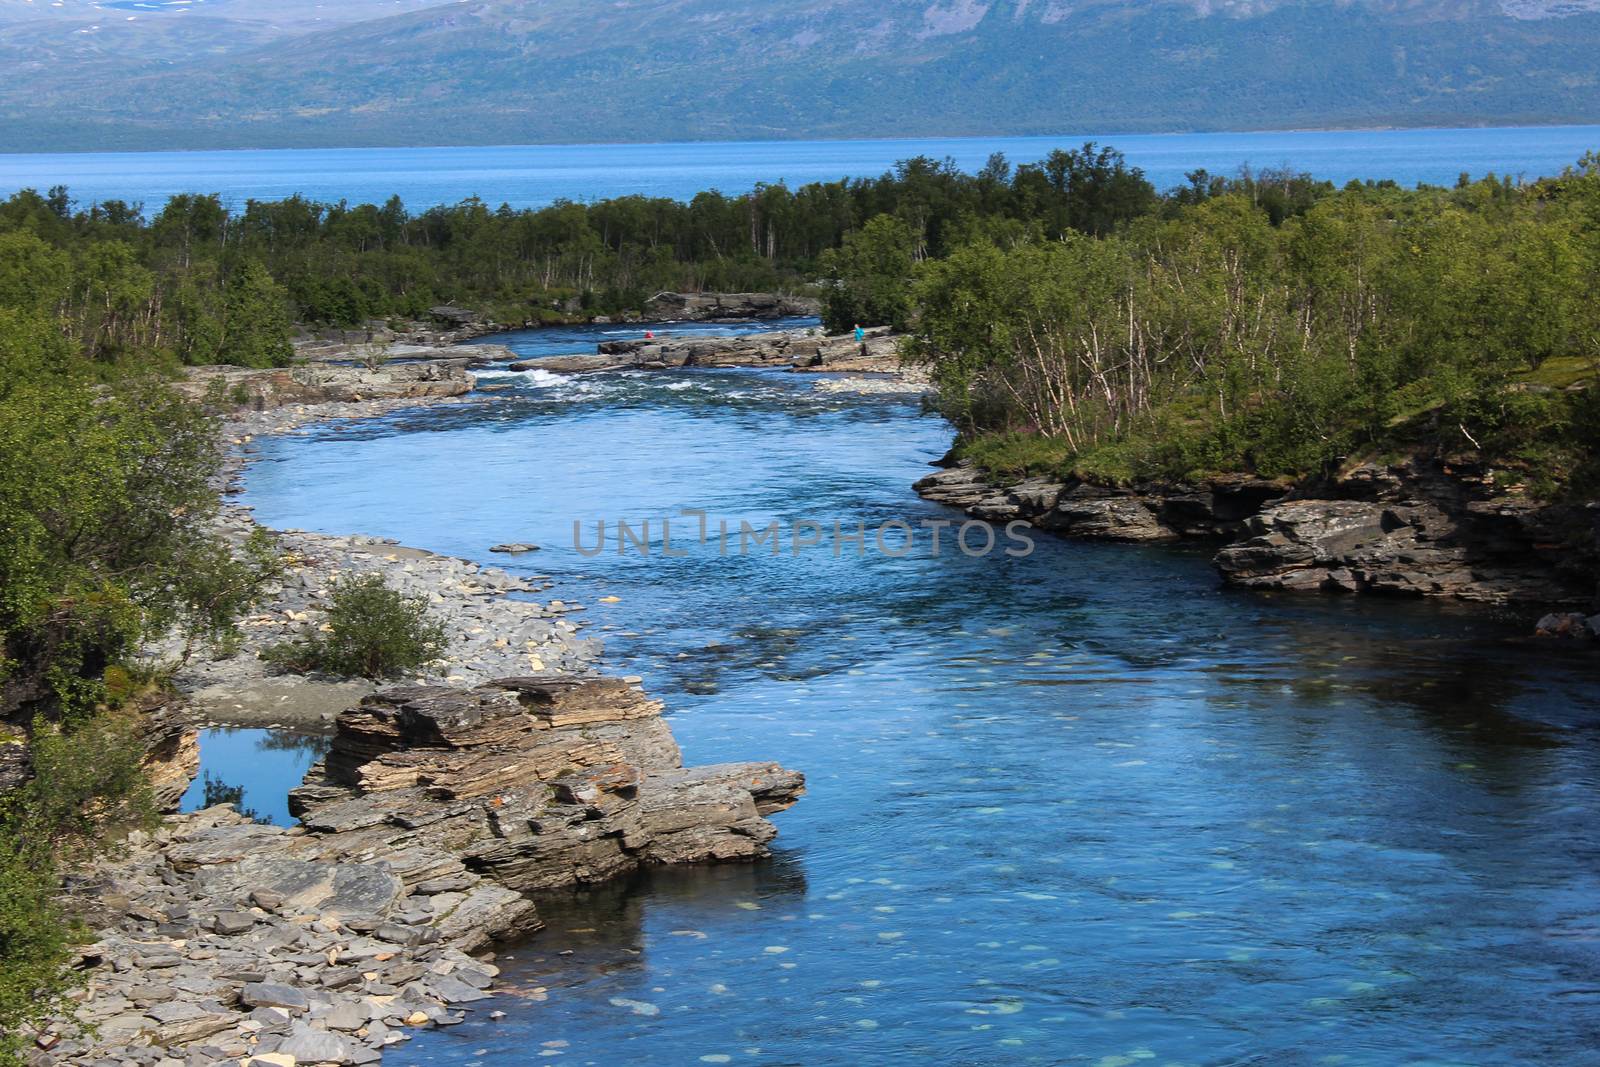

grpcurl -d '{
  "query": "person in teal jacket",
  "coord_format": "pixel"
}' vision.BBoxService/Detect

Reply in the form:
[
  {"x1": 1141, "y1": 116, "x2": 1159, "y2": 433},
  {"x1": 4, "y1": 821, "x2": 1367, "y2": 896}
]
[{"x1": 853, "y1": 324, "x2": 865, "y2": 344}]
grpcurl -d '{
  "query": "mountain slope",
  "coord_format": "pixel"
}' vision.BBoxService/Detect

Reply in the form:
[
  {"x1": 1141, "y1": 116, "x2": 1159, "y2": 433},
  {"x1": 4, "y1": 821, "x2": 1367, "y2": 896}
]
[{"x1": 3, "y1": 0, "x2": 1599, "y2": 151}]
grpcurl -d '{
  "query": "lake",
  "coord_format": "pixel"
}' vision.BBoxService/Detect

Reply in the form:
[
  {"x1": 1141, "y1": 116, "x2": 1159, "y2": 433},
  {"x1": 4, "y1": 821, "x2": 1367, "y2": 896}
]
[
  {"x1": 5, "y1": 126, "x2": 1599, "y2": 212},
  {"x1": 194, "y1": 328, "x2": 1600, "y2": 1066}
]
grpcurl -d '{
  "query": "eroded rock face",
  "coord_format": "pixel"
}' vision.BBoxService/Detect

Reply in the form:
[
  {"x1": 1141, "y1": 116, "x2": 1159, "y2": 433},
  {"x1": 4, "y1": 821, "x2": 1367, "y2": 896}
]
[
  {"x1": 138, "y1": 698, "x2": 201, "y2": 812},
  {"x1": 1214, "y1": 462, "x2": 1598, "y2": 604},
  {"x1": 287, "y1": 676, "x2": 804, "y2": 895},
  {"x1": 913, "y1": 462, "x2": 1288, "y2": 544},
  {"x1": 916, "y1": 457, "x2": 1597, "y2": 606}
]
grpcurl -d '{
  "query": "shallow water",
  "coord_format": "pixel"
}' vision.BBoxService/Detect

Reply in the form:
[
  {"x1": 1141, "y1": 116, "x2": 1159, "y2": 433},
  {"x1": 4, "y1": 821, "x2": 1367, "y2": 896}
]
[
  {"x1": 219, "y1": 324, "x2": 1600, "y2": 1066},
  {"x1": 7, "y1": 127, "x2": 1600, "y2": 211}
]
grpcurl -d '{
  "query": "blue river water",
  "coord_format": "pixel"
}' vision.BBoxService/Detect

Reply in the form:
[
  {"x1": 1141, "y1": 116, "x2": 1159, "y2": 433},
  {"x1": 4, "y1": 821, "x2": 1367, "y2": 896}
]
[
  {"x1": 4, "y1": 127, "x2": 1599, "y2": 211},
  {"x1": 203, "y1": 324, "x2": 1600, "y2": 1066}
]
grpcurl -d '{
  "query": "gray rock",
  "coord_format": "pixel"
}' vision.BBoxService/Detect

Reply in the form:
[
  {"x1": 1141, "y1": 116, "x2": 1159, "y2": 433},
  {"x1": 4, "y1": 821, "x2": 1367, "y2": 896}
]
[
  {"x1": 277, "y1": 1022, "x2": 354, "y2": 1065},
  {"x1": 211, "y1": 912, "x2": 257, "y2": 935},
  {"x1": 1537, "y1": 611, "x2": 1593, "y2": 637},
  {"x1": 423, "y1": 974, "x2": 489, "y2": 1003},
  {"x1": 241, "y1": 982, "x2": 310, "y2": 1013},
  {"x1": 322, "y1": 1000, "x2": 367, "y2": 1032}
]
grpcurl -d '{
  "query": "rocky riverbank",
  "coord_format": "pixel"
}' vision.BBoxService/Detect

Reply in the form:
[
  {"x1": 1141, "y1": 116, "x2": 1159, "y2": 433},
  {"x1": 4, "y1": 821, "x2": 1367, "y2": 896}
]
[
  {"x1": 917, "y1": 455, "x2": 1600, "y2": 612},
  {"x1": 517, "y1": 326, "x2": 900, "y2": 374},
  {"x1": 175, "y1": 348, "x2": 488, "y2": 413},
  {"x1": 32, "y1": 365, "x2": 807, "y2": 1064},
  {"x1": 41, "y1": 675, "x2": 802, "y2": 1066}
]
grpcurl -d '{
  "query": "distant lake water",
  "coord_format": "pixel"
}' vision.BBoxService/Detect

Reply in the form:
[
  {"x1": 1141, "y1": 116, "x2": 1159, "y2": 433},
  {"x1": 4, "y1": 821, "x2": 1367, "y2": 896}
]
[{"x1": 4, "y1": 126, "x2": 1598, "y2": 211}]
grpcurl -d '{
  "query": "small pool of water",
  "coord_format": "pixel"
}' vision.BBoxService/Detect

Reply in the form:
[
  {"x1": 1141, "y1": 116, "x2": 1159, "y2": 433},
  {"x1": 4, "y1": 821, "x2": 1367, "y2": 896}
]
[{"x1": 179, "y1": 728, "x2": 330, "y2": 826}]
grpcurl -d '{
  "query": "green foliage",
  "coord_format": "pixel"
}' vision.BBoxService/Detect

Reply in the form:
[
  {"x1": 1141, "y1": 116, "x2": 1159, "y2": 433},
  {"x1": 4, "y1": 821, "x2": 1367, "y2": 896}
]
[
  {"x1": 0, "y1": 834, "x2": 78, "y2": 1065},
  {"x1": 821, "y1": 215, "x2": 918, "y2": 333},
  {"x1": 0, "y1": 305, "x2": 277, "y2": 1055},
  {"x1": 219, "y1": 261, "x2": 294, "y2": 368},
  {"x1": 0, "y1": 363, "x2": 276, "y2": 720},
  {"x1": 16, "y1": 711, "x2": 157, "y2": 860},
  {"x1": 0, "y1": 145, "x2": 1159, "y2": 363},
  {"x1": 0, "y1": 708, "x2": 156, "y2": 1061},
  {"x1": 264, "y1": 574, "x2": 447, "y2": 680},
  {"x1": 917, "y1": 160, "x2": 1600, "y2": 497}
]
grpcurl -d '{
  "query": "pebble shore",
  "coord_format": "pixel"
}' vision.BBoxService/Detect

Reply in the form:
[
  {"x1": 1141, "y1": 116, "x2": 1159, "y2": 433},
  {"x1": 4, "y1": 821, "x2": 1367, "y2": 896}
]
[{"x1": 148, "y1": 394, "x2": 604, "y2": 729}]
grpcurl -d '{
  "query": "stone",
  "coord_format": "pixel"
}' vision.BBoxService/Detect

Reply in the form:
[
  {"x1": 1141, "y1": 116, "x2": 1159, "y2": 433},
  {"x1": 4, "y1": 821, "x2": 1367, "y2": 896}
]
[
  {"x1": 251, "y1": 890, "x2": 286, "y2": 911},
  {"x1": 49, "y1": 662, "x2": 804, "y2": 1064},
  {"x1": 1536, "y1": 611, "x2": 1592, "y2": 637},
  {"x1": 212, "y1": 912, "x2": 257, "y2": 935},
  {"x1": 488, "y1": 543, "x2": 539, "y2": 553},
  {"x1": 277, "y1": 1023, "x2": 354, "y2": 1065},
  {"x1": 246, "y1": 1055, "x2": 298, "y2": 1067},
  {"x1": 918, "y1": 453, "x2": 1595, "y2": 605},
  {"x1": 241, "y1": 983, "x2": 311, "y2": 1013},
  {"x1": 423, "y1": 974, "x2": 489, "y2": 1003},
  {"x1": 322, "y1": 1001, "x2": 367, "y2": 1032}
]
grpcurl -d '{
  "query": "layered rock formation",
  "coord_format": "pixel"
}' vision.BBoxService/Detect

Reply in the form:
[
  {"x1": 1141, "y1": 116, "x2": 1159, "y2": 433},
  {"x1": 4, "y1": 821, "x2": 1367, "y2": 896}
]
[
  {"x1": 915, "y1": 463, "x2": 1288, "y2": 543},
  {"x1": 644, "y1": 291, "x2": 820, "y2": 322},
  {"x1": 517, "y1": 327, "x2": 899, "y2": 374},
  {"x1": 178, "y1": 359, "x2": 475, "y2": 411},
  {"x1": 137, "y1": 697, "x2": 203, "y2": 812},
  {"x1": 42, "y1": 676, "x2": 802, "y2": 1064},
  {"x1": 287, "y1": 676, "x2": 804, "y2": 892},
  {"x1": 917, "y1": 456, "x2": 1600, "y2": 607},
  {"x1": 1214, "y1": 462, "x2": 1598, "y2": 603}
]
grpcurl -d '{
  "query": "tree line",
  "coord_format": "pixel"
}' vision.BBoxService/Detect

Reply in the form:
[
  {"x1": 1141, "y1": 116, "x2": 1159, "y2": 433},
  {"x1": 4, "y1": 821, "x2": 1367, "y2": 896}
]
[
  {"x1": 0, "y1": 143, "x2": 1221, "y2": 369},
  {"x1": 826, "y1": 154, "x2": 1599, "y2": 498}
]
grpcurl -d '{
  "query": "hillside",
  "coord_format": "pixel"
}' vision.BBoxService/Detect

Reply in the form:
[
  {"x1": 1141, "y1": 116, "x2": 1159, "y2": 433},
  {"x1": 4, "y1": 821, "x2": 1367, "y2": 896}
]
[{"x1": 2, "y1": 0, "x2": 1599, "y2": 150}]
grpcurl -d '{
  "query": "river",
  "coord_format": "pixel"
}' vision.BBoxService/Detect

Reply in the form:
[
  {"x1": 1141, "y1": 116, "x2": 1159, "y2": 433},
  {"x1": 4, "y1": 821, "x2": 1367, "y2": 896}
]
[
  {"x1": 188, "y1": 323, "x2": 1600, "y2": 1066},
  {"x1": 5, "y1": 127, "x2": 1600, "y2": 211}
]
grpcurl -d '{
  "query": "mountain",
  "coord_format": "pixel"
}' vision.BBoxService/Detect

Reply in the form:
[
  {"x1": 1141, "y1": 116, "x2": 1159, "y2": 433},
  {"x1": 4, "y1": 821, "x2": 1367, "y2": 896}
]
[{"x1": 3, "y1": 0, "x2": 1599, "y2": 151}]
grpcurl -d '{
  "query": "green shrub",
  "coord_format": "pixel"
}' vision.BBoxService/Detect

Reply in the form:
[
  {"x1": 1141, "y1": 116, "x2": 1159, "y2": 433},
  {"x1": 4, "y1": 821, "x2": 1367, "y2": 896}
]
[
  {"x1": 264, "y1": 574, "x2": 447, "y2": 680},
  {"x1": 0, "y1": 708, "x2": 156, "y2": 1062},
  {"x1": 0, "y1": 836, "x2": 80, "y2": 1065}
]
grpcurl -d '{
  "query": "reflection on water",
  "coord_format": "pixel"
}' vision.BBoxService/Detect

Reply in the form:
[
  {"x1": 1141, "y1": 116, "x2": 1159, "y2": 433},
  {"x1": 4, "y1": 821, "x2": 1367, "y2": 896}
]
[
  {"x1": 179, "y1": 728, "x2": 331, "y2": 826},
  {"x1": 236, "y1": 324, "x2": 1600, "y2": 1066}
]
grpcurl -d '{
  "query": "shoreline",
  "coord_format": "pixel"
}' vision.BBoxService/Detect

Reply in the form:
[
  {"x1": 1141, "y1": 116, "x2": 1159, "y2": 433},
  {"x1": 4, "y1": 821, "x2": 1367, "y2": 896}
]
[
  {"x1": 916, "y1": 457, "x2": 1600, "y2": 625},
  {"x1": 38, "y1": 364, "x2": 809, "y2": 1065},
  {"x1": 9, "y1": 120, "x2": 1598, "y2": 158}
]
